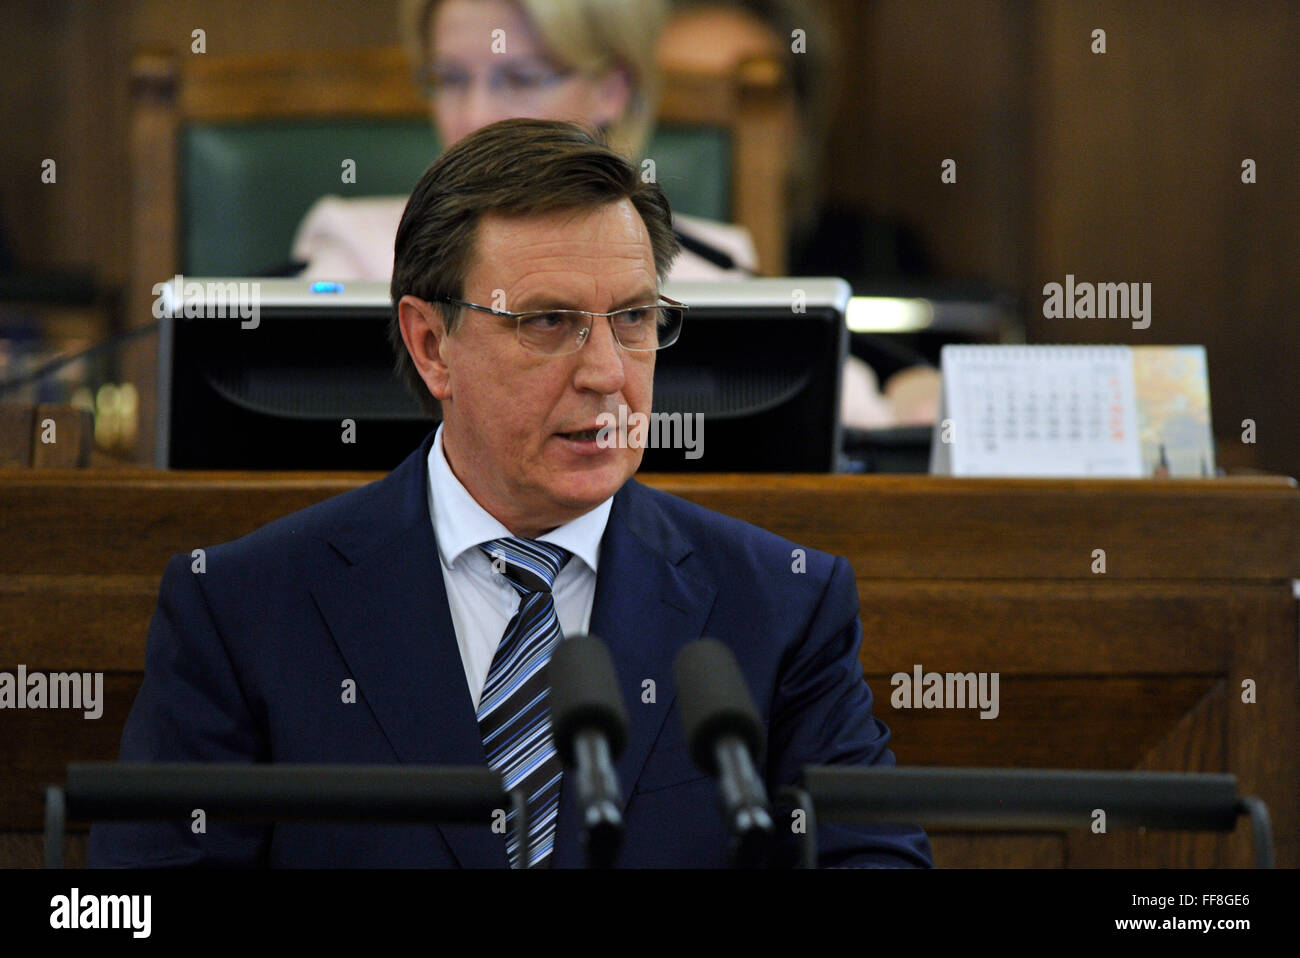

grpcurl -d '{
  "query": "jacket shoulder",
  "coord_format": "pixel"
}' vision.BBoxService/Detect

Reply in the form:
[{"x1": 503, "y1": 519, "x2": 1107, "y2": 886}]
[
  {"x1": 195, "y1": 473, "x2": 400, "y2": 572},
  {"x1": 626, "y1": 480, "x2": 841, "y2": 584}
]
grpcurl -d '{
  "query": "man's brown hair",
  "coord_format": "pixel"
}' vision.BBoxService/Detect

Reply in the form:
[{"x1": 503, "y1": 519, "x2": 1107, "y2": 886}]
[{"x1": 390, "y1": 117, "x2": 680, "y2": 418}]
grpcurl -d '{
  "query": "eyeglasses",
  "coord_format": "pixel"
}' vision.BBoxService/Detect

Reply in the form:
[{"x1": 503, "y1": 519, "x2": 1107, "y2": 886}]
[
  {"x1": 418, "y1": 60, "x2": 579, "y2": 103},
  {"x1": 434, "y1": 295, "x2": 687, "y2": 355}
]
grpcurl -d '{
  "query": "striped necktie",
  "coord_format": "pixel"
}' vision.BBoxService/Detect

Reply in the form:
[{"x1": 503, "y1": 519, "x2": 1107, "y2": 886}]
[{"x1": 477, "y1": 536, "x2": 571, "y2": 868}]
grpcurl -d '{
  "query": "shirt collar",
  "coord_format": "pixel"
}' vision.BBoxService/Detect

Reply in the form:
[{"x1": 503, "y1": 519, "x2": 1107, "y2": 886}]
[{"x1": 427, "y1": 424, "x2": 612, "y2": 574}]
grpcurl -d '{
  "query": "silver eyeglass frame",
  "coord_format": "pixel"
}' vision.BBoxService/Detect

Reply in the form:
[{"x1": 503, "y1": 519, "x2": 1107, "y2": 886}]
[{"x1": 432, "y1": 294, "x2": 688, "y2": 355}]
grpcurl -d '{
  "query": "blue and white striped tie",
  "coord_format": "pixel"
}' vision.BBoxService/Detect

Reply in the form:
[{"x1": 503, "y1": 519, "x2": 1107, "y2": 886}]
[{"x1": 477, "y1": 537, "x2": 571, "y2": 868}]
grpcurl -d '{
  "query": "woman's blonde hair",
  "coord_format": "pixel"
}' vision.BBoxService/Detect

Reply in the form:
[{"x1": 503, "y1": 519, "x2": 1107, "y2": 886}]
[{"x1": 400, "y1": 0, "x2": 669, "y2": 159}]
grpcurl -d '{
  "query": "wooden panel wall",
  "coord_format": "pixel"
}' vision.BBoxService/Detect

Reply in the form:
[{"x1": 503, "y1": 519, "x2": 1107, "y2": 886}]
[
  {"x1": 3, "y1": 471, "x2": 1296, "y2": 869},
  {"x1": 821, "y1": 0, "x2": 1299, "y2": 477},
  {"x1": 0, "y1": 0, "x2": 398, "y2": 283}
]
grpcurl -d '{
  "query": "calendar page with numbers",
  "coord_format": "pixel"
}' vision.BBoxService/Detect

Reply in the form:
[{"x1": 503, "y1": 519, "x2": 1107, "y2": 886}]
[{"x1": 929, "y1": 345, "x2": 1215, "y2": 477}]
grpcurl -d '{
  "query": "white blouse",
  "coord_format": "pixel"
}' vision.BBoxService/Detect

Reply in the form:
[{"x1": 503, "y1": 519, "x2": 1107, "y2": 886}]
[{"x1": 290, "y1": 195, "x2": 759, "y2": 282}]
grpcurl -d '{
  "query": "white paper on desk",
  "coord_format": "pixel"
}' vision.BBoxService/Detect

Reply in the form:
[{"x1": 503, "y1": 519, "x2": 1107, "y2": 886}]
[{"x1": 929, "y1": 345, "x2": 1144, "y2": 477}]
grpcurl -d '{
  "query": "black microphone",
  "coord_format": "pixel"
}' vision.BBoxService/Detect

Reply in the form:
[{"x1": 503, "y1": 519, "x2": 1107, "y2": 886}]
[
  {"x1": 674, "y1": 639, "x2": 774, "y2": 867},
  {"x1": 549, "y1": 634, "x2": 629, "y2": 868},
  {"x1": 671, "y1": 227, "x2": 758, "y2": 275}
]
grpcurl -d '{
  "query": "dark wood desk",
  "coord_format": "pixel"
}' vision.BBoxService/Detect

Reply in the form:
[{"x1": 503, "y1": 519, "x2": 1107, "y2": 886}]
[{"x1": 3, "y1": 472, "x2": 1297, "y2": 867}]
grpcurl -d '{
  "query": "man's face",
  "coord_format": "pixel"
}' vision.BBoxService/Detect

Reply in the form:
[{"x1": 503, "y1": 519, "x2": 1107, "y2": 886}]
[{"x1": 420, "y1": 199, "x2": 657, "y2": 537}]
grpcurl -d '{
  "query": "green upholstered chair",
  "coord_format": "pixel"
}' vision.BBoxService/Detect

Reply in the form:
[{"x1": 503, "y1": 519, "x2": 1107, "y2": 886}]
[
  {"x1": 131, "y1": 45, "x2": 789, "y2": 281},
  {"x1": 181, "y1": 120, "x2": 731, "y2": 276}
]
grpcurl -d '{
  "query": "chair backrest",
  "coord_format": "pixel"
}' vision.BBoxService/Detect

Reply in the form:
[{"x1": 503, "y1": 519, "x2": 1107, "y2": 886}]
[
  {"x1": 131, "y1": 45, "x2": 790, "y2": 282},
  {"x1": 181, "y1": 120, "x2": 732, "y2": 276}
]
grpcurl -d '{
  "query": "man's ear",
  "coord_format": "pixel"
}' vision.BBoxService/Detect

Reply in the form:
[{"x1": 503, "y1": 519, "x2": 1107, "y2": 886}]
[{"x1": 397, "y1": 295, "x2": 453, "y2": 401}]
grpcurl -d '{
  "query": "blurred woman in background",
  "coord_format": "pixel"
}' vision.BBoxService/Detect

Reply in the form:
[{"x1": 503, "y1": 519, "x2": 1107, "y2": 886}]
[
  {"x1": 295, "y1": 0, "x2": 935, "y2": 427},
  {"x1": 292, "y1": 0, "x2": 757, "y2": 281}
]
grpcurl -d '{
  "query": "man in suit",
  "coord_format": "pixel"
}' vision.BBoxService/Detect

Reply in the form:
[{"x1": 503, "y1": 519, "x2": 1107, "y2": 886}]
[{"x1": 89, "y1": 118, "x2": 932, "y2": 869}]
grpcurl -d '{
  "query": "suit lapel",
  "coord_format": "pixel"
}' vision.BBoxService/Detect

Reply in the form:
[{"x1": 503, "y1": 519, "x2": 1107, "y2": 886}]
[
  {"x1": 309, "y1": 431, "x2": 507, "y2": 869},
  {"x1": 550, "y1": 479, "x2": 717, "y2": 868},
  {"x1": 309, "y1": 440, "x2": 716, "y2": 870}
]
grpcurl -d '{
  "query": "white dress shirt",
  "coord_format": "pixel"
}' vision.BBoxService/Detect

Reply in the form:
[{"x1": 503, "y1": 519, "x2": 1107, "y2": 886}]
[{"x1": 427, "y1": 425, "x2": 613, "y2": 710}]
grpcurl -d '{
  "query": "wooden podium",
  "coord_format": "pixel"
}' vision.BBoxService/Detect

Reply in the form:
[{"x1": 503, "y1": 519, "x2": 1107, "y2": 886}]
[{"x1": 3, "y1": 471, "x2": 1297, "y2": 868}]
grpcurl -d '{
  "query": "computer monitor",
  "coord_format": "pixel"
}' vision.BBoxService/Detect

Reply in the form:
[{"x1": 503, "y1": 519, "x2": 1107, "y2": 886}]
[{"x1": 156, "y1": 277, "x2": 847, "y2": 471}]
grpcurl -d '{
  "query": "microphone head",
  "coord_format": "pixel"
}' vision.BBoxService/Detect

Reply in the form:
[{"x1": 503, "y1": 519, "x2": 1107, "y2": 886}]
[
  {"x1": 673, "y1": 639, "x2": 764, "y2": 776},
  {"x1": 549, "y1": 634, "x2": 629, "y2": 766}
]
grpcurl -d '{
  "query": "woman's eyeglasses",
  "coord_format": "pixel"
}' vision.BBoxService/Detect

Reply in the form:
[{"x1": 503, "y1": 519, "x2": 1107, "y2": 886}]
[{"x1": 419, "y1": 60, "x2": 580, "y2": 103}]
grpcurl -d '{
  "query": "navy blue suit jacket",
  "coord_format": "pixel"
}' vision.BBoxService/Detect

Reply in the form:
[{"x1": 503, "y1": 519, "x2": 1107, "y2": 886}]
[{"x1": 89, "y1": 431, "x2": 932, "y2": 868}]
